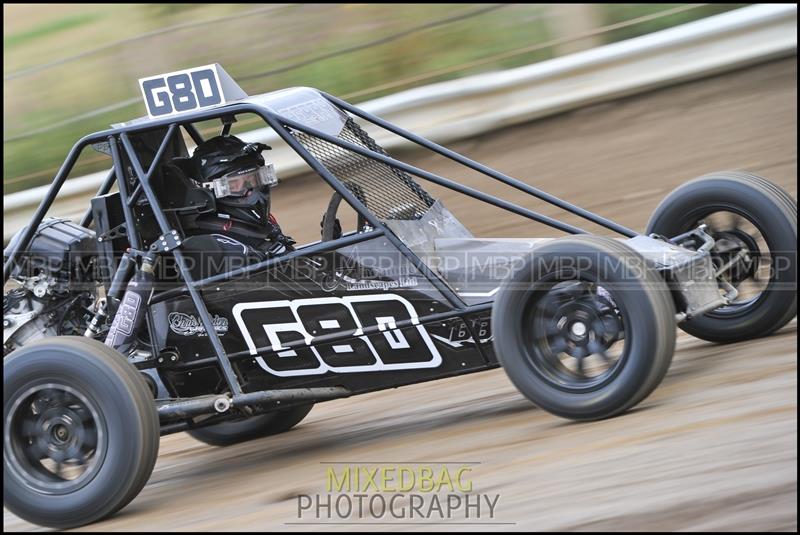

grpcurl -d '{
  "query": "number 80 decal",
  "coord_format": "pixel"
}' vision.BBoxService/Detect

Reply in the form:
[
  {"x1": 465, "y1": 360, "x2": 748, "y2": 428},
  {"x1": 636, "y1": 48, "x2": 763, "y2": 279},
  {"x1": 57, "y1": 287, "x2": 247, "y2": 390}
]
[
  {"x1": 139, "y1": 65, "x2": 223, "y2": 118},
  {"x1": 232, "y1": 294, "x2": 442, "y2": 377}
]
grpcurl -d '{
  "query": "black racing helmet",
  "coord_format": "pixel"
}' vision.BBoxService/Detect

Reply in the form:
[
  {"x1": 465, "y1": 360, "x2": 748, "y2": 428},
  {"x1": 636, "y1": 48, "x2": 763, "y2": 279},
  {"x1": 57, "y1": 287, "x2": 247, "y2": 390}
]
[{"x1": 191, "y1": 135, "x2": 277, "y2": 232}]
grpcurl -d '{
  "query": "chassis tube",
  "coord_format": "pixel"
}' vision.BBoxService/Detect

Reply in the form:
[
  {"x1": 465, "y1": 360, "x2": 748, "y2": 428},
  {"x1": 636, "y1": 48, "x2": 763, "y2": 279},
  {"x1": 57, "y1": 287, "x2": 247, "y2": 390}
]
[
  {"x1": 149, "y1": 228, "x2": 385, "y2": 303},
  {"x1": 157, "y1": 387, "x2": 350, "y2": 422},
  {"x1": 183, "y1": 123, "x2": 205, "y2": 146},
  {"x1": 272, "y1": 114, "x2": 588, "y2": 236},
  {"x1": 261, "y1": 114, "x2": 383, "y2": 231},
  {"x1": 108, "y1": 137, "x2": 143, "y2": 250},
  {"x1": 324, "y1": 92, "x2": 639, "y2": 238},
  {"x1": 264, "y1": 113, "x2": 466, "y2": 308},
  {"x1": 118, "y1": 130, "x2": 243, "y2": 396},
  {"x1": 3, "y1": 139, "x2": 91, "y2": 282}
]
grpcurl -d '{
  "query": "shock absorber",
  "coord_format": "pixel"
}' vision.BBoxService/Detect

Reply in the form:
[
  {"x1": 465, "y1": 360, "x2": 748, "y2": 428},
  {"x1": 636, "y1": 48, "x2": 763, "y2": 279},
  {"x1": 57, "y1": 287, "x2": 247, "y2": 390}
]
[
  {"x1": 85, "y1": 251, "x2": 136, "y2": 338},
  {"x1": 83, "y1": 299, "x2": 107, "y2": 338},
  {"x1": 104, "y1": 254, "x2": 155, "y2": 355}
]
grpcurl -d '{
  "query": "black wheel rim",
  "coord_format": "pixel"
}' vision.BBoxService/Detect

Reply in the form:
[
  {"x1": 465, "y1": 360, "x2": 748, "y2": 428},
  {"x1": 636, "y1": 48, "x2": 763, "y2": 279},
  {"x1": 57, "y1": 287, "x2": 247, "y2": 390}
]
[
  {"x1": 5, "y1": 382, "x2": 106, "y2": 494},
  {"x1": 523, "y1": 279, "x2": 628, "y2": 393}
]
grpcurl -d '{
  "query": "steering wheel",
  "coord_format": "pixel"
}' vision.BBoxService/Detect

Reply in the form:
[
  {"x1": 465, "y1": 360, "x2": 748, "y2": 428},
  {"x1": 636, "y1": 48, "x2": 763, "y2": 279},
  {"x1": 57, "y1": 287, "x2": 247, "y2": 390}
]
[{"x1": 320, "y1": 191, "x2": 369, "y2": 241}]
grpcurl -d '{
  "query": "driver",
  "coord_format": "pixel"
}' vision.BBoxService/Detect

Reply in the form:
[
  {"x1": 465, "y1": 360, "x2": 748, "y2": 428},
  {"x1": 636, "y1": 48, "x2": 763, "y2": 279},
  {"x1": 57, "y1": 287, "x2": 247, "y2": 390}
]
[{"x1": 189, "y1": 134, "x2": 295, "y2": 256}]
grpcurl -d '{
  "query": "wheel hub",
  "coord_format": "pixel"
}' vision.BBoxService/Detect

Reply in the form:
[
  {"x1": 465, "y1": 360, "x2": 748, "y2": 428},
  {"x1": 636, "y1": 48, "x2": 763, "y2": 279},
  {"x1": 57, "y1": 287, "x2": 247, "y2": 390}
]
[
  {"x1": 36, "y1": 407, "x2": 88, "y2": 460},
  {"x1": 549, "y1": 296, "x2": 621, "y2": 359},
  {"x1": 711, "y1": 228, "x2": 760, "y2": 284},
  {"x1": 569, "y1": 321, "x2": 587, "y2": 338},
  {"x1": 6, "y1": 384, "x2": 103, "y2": 492},
  {"x1": 526, "y1": 281, "x2": 628, "y2": 392}
]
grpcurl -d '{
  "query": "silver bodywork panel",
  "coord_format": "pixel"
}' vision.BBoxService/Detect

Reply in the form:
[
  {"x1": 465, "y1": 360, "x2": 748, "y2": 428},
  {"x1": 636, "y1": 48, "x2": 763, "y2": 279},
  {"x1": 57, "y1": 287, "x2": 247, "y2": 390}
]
[{"x1": 405, "y1": 212, "x2": 726, "y2": 313}]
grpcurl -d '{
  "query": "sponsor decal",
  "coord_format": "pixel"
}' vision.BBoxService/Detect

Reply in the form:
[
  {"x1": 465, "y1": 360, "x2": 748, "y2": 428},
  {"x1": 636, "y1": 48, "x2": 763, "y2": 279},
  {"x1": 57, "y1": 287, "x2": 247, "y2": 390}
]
[
  {"x1": 104, "y1": 292, "x2": 141, "y2": 347},
  {"x1": 211, "y1": 234, "x2": 247, "y2": 253},
  {"x1": 111, "y1": 292, "x2": 141, "y2": 337},
  {"x1": 302, "y1": 257, "x2": 421, "y2": 293},
  {"x1": 338, "y1": 275, "x2": 419, "y2": 292},
  {"x1": 169, "y1": 312, "x2": 229, "y2": 337},
  {"x1": 430, "y1": 318, "x2": 492, "y2": 348}
]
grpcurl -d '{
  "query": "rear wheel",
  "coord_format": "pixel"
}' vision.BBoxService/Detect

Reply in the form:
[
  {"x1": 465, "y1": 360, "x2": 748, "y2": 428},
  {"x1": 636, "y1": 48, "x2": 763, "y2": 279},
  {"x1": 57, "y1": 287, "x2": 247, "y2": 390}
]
[
  {"x1": 646, "y1": 172, "x2": 796, "y2": 342},
  {"x1": 187, "y1": 403, "x2": 314, "y2": 446},
  {"x1": 492, "y1": 236, "x2": 676, "y2": 421},
  {"x1": 3, "y1": 337, "x2": 159, "y2": 529}
]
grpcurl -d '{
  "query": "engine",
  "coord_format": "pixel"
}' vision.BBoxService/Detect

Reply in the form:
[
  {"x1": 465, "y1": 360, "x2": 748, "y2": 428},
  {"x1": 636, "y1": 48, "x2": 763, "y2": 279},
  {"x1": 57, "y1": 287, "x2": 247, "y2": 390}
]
[{"x1": 3, "y1": 218, "x2": 100, "y2": 354}]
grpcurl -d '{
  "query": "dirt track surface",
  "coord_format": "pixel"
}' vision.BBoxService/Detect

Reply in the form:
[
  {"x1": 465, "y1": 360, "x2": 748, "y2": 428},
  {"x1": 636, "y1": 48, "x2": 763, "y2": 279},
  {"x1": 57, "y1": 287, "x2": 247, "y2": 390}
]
[{"x1": 5, "y1": 58, "x2": 797, "y2": 531}]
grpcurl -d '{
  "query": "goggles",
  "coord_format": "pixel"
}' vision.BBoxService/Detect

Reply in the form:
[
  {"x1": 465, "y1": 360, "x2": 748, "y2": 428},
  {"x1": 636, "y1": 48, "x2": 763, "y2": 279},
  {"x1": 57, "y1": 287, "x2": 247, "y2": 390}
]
[{"x1": 203, "y1": 164, "x2": 277, "y2": 198}]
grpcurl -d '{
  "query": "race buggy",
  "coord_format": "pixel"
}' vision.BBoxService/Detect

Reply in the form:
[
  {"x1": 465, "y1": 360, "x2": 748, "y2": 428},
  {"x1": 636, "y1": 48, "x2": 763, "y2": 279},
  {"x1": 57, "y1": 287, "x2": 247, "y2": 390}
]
[{"x1": 3, "y1": 65, "x2": 797, "y2": 528}]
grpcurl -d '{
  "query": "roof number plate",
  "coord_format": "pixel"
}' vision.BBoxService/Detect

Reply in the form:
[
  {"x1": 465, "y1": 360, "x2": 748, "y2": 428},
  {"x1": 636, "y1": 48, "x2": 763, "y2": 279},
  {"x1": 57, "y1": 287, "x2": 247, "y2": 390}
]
[{"x1": 138, "y1": 64, "x2": 246, "y2": 119}]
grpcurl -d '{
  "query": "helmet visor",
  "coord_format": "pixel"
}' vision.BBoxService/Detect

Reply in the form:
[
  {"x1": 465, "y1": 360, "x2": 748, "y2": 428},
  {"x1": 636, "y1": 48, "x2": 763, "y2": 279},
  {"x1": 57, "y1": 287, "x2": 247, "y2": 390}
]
[{"x1": 211, "y1": 164, "x2": 277, "y2": 198}]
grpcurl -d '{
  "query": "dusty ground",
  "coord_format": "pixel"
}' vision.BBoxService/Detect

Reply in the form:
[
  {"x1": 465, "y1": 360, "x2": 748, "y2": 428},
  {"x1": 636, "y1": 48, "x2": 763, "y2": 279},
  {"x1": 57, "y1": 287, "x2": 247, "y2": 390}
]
[{"x1": 5, "y1": 57, "x2": 797, "y2": 531}]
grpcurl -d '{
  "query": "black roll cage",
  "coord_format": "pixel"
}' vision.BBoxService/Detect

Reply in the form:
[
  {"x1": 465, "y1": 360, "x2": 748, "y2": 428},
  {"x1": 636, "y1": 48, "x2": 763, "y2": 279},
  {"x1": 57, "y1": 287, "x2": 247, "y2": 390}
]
[{"x1": 3, "y1": 91, "x2": 640, "y2": 403}]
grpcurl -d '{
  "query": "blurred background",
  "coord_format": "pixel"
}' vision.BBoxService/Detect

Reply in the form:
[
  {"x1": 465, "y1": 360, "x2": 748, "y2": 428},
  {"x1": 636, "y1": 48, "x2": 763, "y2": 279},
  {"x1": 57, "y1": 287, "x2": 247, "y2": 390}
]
[
  {"x1": 4, "y1": 4, "x2": 797, "y2": 531},
  {"x1": 3, "y1": 3, "x2": 744, "y2": 194}
]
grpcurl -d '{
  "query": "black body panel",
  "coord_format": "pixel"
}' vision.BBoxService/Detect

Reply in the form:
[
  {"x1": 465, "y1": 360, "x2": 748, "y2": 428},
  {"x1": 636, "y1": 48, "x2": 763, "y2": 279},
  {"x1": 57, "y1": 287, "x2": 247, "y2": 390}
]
[{"x1": 150, "y1": 237, "x2": 496, "y2": 397}]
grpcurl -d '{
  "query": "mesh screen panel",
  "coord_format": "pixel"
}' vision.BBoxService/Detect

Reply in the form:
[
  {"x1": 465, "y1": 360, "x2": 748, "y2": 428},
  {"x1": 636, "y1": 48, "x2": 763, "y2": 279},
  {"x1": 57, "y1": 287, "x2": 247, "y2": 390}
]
[{"x1": 290, "y1": 118, "x2": 435, "y2": 221}]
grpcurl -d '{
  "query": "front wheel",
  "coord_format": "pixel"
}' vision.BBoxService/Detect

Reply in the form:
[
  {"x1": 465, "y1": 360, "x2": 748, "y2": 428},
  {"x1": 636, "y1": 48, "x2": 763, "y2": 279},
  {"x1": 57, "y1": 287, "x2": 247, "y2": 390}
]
[
  {"x1": 492, "y1": 236, "x2": 676, "y2": 421},
  {"x1": 3, "y1": 337, "x2": 159, "y2": 529},
  {"x1": 646, "y1": 172, "x2": 797, "y2": 343}
]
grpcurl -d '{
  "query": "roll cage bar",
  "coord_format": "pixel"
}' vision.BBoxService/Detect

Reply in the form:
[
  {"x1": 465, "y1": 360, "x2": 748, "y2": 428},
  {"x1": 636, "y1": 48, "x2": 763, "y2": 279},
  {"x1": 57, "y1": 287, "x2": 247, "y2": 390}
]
[{"x1": 3, "y1": 91, "x2": 639, "y2": 400}]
